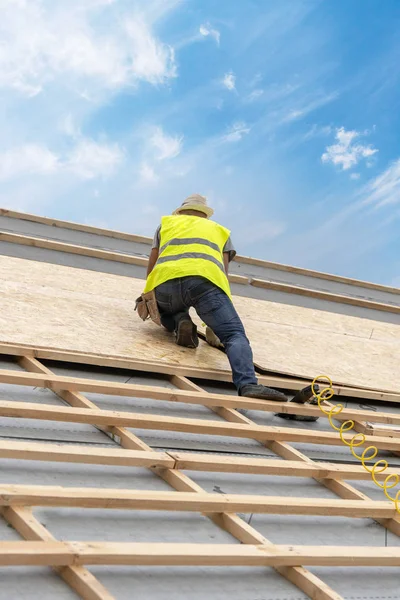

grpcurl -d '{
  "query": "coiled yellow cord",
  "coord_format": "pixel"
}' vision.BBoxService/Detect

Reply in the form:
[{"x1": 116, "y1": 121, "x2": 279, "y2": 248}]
[{"x1": 312, "y1": 375, "x2": 400, "y2": 513}]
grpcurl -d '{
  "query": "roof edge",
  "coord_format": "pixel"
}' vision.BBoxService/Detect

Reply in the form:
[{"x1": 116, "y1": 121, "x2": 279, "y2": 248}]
[{"x1": 1, "y1": 207, "x2": 399, "y2": 296}]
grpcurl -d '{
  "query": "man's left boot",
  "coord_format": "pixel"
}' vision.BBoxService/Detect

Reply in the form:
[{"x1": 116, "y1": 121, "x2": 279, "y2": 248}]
[{"x1": 175, "y1": 316, "x2": 199, "y2": 348}]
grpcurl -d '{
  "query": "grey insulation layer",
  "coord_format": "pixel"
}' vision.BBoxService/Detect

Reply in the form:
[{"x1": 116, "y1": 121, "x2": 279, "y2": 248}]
[
  {"x1": 0, "y1": 358, "x2": 115, "y2": 445},
  {"x1": 0, "y1": 515, "x2": 78, "y2": 599},
  {"x1": 1, "y1": 213, "x2": 400, "y2": 311}
]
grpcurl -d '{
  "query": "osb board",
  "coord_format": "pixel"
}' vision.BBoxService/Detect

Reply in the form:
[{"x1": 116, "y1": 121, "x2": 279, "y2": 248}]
[
  {"x1": 1, "y1": 255, "x2": 400, "y2": 392},
  {"x1": 232, "y1": 296, "x2": 400, "y2": 393},
  {"x1": 0, "y1": 255, "x2": 231, "y2": 374}
]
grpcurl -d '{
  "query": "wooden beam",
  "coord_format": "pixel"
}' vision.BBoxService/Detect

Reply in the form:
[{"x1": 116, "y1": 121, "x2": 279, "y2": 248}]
[
  {"x1": 0, "y1": 440, "x2": 173, "y2": 468},
  {"x1": 1, "y1": 507, "x2": 114, "y2": 600},
  {"x1": 170, "y1": 451, "x2": 400, "y2": 481},
  {"x1": 2, "y1": 367, "x2": 400, "y2": 421},
  {"x1": 235, "y1": 254, "x2": 400, "y2": 297},
  {"x1": 251, "y1": 278, "x2": 400, "y2": 315},
  {"x1": 1, "y1": 541, "x2": 400, "y2": 568},
  {"x1": 0, "y1": 208, "x2": 153, "y2": 245},
  {"x1": 0, "y1": 231, "x2": 147, "y2": 267},
  {"x1": 2, "y1": 341, "x2": 400, "y2": 400},
  {"x1": 0, "y1": 485, "x2": 397, "y2": 519},
  {"x1": 1, "y1": 399, "x2": 400, "y2": 450}
]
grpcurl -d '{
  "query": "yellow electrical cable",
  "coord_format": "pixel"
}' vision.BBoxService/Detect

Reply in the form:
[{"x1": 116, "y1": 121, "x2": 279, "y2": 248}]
[{"x1": 312, "y1": 375, "x2": 400, "y2": 514}]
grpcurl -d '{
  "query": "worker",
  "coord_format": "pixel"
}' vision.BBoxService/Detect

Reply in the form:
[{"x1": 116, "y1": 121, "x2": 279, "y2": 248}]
[{"x1": 143, "y1": 194, "x2": 287, "y2": 402}]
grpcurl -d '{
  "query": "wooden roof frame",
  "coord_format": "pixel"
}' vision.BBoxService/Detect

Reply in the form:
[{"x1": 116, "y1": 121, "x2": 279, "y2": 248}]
[{"x1": 0, "y1": 348, "x2": 399, "y2": 600}]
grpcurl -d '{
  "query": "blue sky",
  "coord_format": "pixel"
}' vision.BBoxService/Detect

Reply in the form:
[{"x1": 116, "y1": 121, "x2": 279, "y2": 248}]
[{"x1": 1, "y1": 0, "x2": 400, "y2": 285}]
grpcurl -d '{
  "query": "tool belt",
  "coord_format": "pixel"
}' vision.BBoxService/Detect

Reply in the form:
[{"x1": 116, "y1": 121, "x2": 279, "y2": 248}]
[{"x1": 135, "y1": 290, "x2": 161, "y2": 326}]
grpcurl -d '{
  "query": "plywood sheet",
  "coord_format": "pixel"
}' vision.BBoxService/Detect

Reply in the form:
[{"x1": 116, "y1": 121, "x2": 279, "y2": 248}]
[
  {"x1": 1, "y1": 255, "x2": 400, "y2": 392},
  {"x1": 0, "y1": 256, "x2": 231, "y2": 374},
  {"x1": 232, "y1": 296, "x2": 400, "y2": 392}
]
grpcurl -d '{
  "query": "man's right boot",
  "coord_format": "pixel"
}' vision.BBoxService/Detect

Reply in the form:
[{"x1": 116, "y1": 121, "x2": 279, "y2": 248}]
[
  {"x1": 275, "y1": 384, "x2": 320, "y2": 422},
  {"x1": 239, "y1": 384, "x2": 287, "y2": 402},
  {"x1": 175, "y1": 316, "x2": 199, "y2": 349}
]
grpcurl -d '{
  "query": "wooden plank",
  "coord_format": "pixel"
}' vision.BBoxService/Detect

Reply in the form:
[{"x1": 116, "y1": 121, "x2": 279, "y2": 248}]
[
  {"x1": 235, "y1": 254, "x2": 400, "y2": 297},
  {"x1": 0, "y1": 507, "x2": 114, "y2": 600},
  {"x1": 2, "y1": 367, "x2": 400, "y2": 421},
  {"x1": 0, "y1": 440, "x2": 173, "y2": 468},
  {"x1": 0, "y1": 231, "x2": 147, "y2": 267},
  {"x1": 250, "y1": 278, "x2": 400, "y2": 314},
  {"x1": 1, "y1": 541, "x2": 400, "y2": 567},
  {"x1": 0, "y1": 485, "x2": 397, "y2": 518},
  {"x1": 170, "y1": 451, "x2": 400, "y2": 481},
  {"x1": 0, "y1": 208, "x2": 153, "y2": 245},
  {"x1": 1, "y1": 399, "x2": 400, "y2": 450}
]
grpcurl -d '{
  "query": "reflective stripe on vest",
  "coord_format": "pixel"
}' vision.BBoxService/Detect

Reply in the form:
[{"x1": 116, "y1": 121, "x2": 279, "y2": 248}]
[
  {"x1": 159, "y1": 237, "x2": 220, "y2": 254},
  {"x1": 144, "y1": 215, "x2": 232, "y2": 298},
  {"x1": 157, "y1": 251, "x2": 225, "y2": 272}
]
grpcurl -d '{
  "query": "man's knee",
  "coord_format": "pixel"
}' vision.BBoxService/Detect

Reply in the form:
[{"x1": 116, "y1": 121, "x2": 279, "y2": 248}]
[{"x1": 218, "y1": 326, "x2": 249, "y2": 347}]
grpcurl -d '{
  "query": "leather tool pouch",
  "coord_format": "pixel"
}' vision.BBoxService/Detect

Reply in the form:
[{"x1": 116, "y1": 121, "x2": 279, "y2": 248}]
[{"x1": 135, "y1": 290, "x2": 161, "y2": 326}]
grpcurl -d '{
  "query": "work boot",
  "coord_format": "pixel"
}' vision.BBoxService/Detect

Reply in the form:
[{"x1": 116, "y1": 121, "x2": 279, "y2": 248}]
[
  {"x1": 276, "y1": 384, "x2": 320, "y2": 422},
  {"x1": 175, "y1": 316, "x2": 199, "y2": 349},
  {"x1": 239, "y1": 384, "x2": 288, "y2": 402}
]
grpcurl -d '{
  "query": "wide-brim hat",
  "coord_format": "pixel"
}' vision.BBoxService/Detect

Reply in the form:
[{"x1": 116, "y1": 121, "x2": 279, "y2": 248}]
[{"x1": 173, "y1": 194, "x2": 214, "y2": 218}]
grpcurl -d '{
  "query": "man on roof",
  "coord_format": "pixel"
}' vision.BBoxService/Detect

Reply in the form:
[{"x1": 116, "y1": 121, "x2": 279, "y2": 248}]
[{"x1": 144, "y1": 194, "x2": 288, "y2": 402}]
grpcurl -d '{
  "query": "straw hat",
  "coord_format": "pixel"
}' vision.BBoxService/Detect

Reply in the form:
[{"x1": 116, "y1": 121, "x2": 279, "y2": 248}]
[{"x1": 173, "y1": 194, "x2": 214, "y2": 218}]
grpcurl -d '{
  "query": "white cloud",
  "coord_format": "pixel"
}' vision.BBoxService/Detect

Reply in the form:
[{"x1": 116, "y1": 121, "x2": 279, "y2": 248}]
[
  {"x1": 350, "y1": 172, "x2": 361, "y2": 180},
  {"x1": 150, "y1": 127, "x2": 183, "y2": 160},
  {"x1": 361, "y1": 158, "x2": 400, "y2": 209},
  {"x1": 223, "y1": 71, "x2": 236, "y2": 91},
  {"x1": 222, "y1": 122, "x2": 250, "y2": 143},
  {"x1": 66, "y1": 139, "x2": 124, "y2": 179},
  {"x1": 236, "y1": 220, "x2": 286, "y2": 245},
  {"x1": 303, "y1": 124, "x2": 333, "y2": 140},
  {"x1": 199, "y1": 23, "x2": 220, "y2": 45},
  {"x1": 321, "y1": 127, "x2": 378, "y2": 171},
  {"x1": 283, "y1": 92, "x2": 338, "y2": 123},
  {"x1": 59, "y1": 114, "x2": 81, "y2": 139},
  {"x1": 139, "y1": 162, "x2": 159, "y2": 184},
  {"x1": 0, "y1": 0, "x2": 176, "y2": 97},
  {"x1": 246, "y1": 89, "x2": 264, "y2": 102},
  {"x1": 0, "y1": 138, "x2": 123, "y2": 182},
  {"x1": 125, "y1": 18, "x2": 176, "y2": 85},
  {"x1": 0, "y1": 145, "x2": 59, "y2": 181}
]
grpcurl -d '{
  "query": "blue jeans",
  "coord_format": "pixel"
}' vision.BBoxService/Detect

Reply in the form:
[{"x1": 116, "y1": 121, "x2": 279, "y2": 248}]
[{"x1": 155, "y1": 276, "x2": 258, "y2": 390}]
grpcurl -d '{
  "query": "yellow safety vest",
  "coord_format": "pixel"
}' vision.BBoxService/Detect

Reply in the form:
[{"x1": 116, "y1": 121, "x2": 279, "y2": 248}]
[{"x1": 144, "y1": 215, "x2": 232, "y2": 297}]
